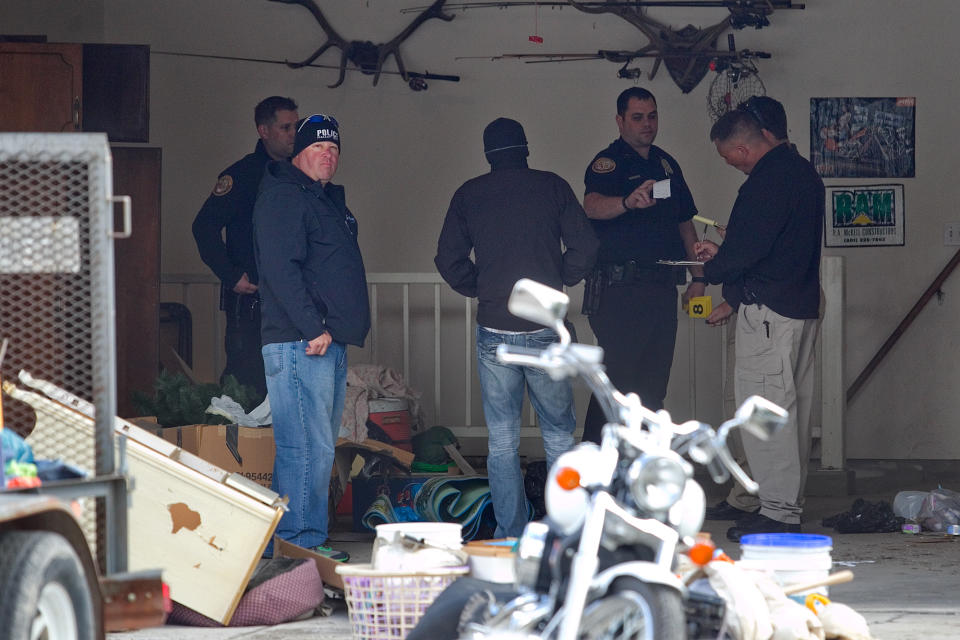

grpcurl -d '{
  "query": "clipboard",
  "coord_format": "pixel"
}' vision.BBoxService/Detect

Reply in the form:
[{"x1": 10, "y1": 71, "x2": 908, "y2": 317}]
[{"x1": 657, "y1": 259, "x2": 704, "y2": 266}]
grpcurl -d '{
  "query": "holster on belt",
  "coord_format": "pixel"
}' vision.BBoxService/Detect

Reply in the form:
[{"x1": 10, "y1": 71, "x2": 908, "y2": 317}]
[
  {"x1": 581, "y1": 267, "x2": 606, "y2": 316},
  {"x1": 220, "y1": 287, "x2": 260, "y2": 320}
]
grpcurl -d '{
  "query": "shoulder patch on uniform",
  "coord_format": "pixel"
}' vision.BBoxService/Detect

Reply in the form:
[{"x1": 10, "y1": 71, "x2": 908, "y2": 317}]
[
  {"x1": 212, "y1": 174, "x2": 234, "y2": 196},
  {"x1": 591, "y1": 157, "x2": 616, "y2": 174},
  {"x1": 660, "y1": 158, "x2": 674, "y2": 176}
]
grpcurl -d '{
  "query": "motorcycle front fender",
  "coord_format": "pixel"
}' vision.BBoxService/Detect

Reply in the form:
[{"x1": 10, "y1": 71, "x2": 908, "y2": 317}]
[{"x1": 591, "y1": 560, "x2": 686, "y2": 596}]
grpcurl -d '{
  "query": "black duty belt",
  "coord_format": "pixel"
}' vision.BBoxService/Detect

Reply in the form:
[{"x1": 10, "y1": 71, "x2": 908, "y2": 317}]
[{"x1": 601, "y1": 260, "x2": 678, "y2": 285}]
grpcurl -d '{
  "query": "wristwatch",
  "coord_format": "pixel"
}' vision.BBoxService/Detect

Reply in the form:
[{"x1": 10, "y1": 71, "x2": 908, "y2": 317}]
[{"x1": 691, "y1": 276, "x2": 707, "y2": 284}]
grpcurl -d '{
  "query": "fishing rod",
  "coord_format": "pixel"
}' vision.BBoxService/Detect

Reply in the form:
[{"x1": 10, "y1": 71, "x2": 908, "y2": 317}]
[
  {"x1": 403, "y1": 1, "x2": 804, "y2": 12},
  {"x1": 152, "y1": 50, "x2": 460, "y2": 88}
]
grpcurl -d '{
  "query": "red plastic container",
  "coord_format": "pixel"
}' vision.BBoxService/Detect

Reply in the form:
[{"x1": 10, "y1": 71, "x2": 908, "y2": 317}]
[{"x1": 368, "y1": 398, "x2": 412, "y2": 451}]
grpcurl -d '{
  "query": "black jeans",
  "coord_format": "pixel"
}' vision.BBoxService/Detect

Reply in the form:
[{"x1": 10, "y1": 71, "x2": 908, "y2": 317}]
[{"x1": 581, "y1": 281, "x2": 678, "y2": 444}]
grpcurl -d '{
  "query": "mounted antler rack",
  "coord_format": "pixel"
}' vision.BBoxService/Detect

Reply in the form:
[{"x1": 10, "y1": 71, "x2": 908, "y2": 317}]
[{"x1": 269, "y1": 0, "x2": 457, "y2": 90}]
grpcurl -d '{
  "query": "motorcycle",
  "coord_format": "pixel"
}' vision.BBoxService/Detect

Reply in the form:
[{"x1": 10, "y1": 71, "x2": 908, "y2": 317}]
[{"x1": 459, "y1": 279, "x2": 788, "y2": 640}]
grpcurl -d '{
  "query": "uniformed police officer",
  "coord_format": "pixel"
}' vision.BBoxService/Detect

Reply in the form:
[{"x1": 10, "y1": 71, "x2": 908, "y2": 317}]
[
  {"x1": 580, "y1": 87, "x2": 704, "y2": 444},
  {"x1": 192, "y1": 96, "x2": 299, "y2": 398}
]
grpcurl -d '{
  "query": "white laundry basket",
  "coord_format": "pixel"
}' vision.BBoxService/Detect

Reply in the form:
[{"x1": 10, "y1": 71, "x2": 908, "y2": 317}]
[{"x1": 336, "y1": 563, "x2": 468, "y2": 640}]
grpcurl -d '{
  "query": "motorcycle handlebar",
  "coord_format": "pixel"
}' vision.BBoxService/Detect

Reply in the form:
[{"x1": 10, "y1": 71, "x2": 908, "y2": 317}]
[{"x1": 497, "y1": 338, "x2": 759, "y2": 492}]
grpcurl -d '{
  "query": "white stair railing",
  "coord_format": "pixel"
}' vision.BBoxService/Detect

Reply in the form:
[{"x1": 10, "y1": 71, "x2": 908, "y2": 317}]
[{"x1": 161, "y1": 256, "x2": 844, "y2": 464}]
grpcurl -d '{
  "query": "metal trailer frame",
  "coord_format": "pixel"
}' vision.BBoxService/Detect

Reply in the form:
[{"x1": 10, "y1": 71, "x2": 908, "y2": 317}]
[{"x1": 0, "y1": 132, "x2": 130, "y2": 574}]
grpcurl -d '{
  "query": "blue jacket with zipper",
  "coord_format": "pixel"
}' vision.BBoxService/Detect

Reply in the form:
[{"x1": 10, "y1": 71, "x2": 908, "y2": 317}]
[{"x1": 253, "y1": 160, "x2": 370, "y2": 347}]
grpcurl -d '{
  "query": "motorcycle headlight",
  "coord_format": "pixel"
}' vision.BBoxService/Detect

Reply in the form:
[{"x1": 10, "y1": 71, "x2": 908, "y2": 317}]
[
  {"x1": 626, "y1": 454, "x2": 686, "y2": 512},
  {"x1": 513, "y1": 521, "x2": 550, "y2": 591}
]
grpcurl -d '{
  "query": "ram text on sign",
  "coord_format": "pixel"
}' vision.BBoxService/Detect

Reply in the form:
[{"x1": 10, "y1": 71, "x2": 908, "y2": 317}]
[{"x1": 825, "y1": 184, "x2": 904, "y2": 247}]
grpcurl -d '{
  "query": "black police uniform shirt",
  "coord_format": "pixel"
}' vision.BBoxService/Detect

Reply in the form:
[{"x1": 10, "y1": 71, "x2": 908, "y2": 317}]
[
  {"x1": 584, "y1": 138, "x2": 697, "y2": 266},
  {"x1": 192, "y1": 139, "x2": 271, "y2": 290}
]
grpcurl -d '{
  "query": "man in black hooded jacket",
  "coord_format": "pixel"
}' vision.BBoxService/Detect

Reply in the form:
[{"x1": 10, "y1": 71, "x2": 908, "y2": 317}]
[{"x1": 435, "y1": 118, "x2": 598, "y2": 537}]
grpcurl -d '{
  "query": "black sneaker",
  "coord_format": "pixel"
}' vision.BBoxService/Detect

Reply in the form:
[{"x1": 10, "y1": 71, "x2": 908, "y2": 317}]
[
  {"x1": 311, "y1": 544, "x2": 350, "y2": 562},
  {"x1": 726, "y1": 514, "x2": 800, "y2": 542},
  {"x1": 704, "y1": 500, "x2": 758, "y2": 521}
]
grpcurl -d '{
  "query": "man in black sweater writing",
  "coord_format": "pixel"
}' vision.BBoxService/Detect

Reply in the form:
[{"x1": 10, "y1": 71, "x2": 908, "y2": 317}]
[
  {"x1": 695, "y1": 96, "x2": 824, "y2": 542},
  {"x1": 435, "y1": 118, "x2": 598, "y2": 537}
]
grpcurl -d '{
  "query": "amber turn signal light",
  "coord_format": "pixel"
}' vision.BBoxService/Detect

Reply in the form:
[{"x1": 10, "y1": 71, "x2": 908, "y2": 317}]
[{"x1": 554, "y1": 466, "x2": 581, "y2": 491}]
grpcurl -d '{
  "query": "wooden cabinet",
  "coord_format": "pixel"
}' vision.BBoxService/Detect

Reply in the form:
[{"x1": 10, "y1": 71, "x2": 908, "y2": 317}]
[
  {"x1": 112, "y1": 147, "x2": 162, "y2": 417},
  {"x1": 1, "y1": 42, "x2": 158, "y2": 417},
  {"x1": 0, "y1": 42, "x2": 82, "y2": 132},
  {"x1": 0, "y1": 41, "x2": 149, "y2": 141},
  {"x1": 83, "y1": 44, "x2": 150, "y2": 142}
]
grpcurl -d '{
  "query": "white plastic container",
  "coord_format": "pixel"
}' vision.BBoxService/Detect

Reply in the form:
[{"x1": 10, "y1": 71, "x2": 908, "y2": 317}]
[
  {"x1": 464, "y1": 539, "x2": 517, "y2": 583},
  {"x1": 372, "y1": 522, "x2": 464, "y2": 571},
  {"x1": 738, "y1": 533, "x2": 833, "y2": 598}
]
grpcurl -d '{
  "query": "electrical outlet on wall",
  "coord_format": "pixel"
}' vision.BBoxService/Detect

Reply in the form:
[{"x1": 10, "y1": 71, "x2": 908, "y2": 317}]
[{"x1": 945, "y1": 223, "x2": 960, "y2": 246}]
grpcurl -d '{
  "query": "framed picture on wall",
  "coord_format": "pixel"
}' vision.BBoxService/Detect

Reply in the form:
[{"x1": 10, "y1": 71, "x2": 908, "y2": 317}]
[
  {"x1": 824, "y1": 184, "x2": 905, "y2": 247},
  {"x1": 810, "y1": 97, "x2": 915, "y2": 178}
]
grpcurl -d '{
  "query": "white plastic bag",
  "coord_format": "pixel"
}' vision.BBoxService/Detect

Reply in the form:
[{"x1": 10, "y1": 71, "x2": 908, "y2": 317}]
[
  {"x1": 892, "y1": 490, "x2": 928, "y2": 521},
  {"x1": 205, "y1": 395, "x2": 271, "y2": 427},
  {"x1": 917, "y1": 487, "x2": 960, "y2": 532}
]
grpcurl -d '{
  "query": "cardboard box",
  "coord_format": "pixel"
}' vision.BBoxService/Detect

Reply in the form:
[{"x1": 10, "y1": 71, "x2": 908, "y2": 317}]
[{"x1": 161, "y1": 424, "x2": 275, "y2": 489}]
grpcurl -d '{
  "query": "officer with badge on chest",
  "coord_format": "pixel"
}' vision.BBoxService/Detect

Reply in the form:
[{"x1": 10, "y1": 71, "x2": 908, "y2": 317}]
[
  {"x1": 192, "y1": 96, "x2": 299, "y2": 398},
  {"x1": 580, "y1": 87, "x2": 705, "y2": 444}
]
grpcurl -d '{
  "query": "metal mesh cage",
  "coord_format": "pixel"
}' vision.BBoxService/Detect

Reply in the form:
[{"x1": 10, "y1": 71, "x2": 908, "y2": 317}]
[{"x1": 0, "y1": 132, "x2": 124, "y2": 571}]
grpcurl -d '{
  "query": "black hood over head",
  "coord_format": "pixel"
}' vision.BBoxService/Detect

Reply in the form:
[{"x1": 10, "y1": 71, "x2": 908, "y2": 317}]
[{"x1": 483, "y1": 117, "x2": 529, "y2": 169}]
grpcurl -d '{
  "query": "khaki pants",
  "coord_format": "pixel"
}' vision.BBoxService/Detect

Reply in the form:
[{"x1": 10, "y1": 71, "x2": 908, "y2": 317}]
[
  {"x1": 734, "y1": 303, "x2": 819, "y2": 524},
  {"x1": 722, "y1": 313, "x2": 760, "y2": 513}
]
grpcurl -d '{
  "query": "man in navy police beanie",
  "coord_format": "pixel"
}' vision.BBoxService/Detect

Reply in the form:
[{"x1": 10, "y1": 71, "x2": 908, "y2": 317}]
[
  {"x1": 252, "y1": 109, "x2": 368, "y2": 562},
  {"x1": 293, "y1": 113, "x2": 340, "y2": 158}
]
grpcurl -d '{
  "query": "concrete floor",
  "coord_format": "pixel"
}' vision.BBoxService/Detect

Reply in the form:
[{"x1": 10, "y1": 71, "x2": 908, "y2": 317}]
[{"x1": 109, "y1": 462, "x2": 960, "y2": 640}]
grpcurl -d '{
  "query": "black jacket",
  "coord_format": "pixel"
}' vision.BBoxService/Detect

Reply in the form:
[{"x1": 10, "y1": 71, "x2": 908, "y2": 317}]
[
  {"x1": 253, "y1": 160, "x2": 370, "y2": 347},
  {"x1": 704, "y1": 144, "x2": 824, "y2": 319},
  {"x1": 435, "y1": 159, "x2": 599, "y2": 331},
  {"x1": 192, "y1": 140, "x2": 270, "y2": 289}
]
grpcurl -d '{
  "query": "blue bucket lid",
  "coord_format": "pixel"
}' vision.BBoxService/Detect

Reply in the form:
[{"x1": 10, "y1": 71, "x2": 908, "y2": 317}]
[{"x1": 740, "y1": 533, "x2": 832, "y2": 548}]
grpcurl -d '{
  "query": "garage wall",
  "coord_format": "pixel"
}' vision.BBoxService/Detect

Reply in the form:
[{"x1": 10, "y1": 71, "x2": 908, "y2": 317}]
[{"x1": 3, "y1": 1, "x2": 959, "y2": 458}]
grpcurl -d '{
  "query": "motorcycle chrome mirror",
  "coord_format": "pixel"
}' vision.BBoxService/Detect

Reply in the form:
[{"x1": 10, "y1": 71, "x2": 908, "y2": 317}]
[
  {"x1": 508, "y1": 279, "x2": 571, "y2": 344},
  {"x1": 735, "y1": 395, "x2": 789, "y2": 440}
]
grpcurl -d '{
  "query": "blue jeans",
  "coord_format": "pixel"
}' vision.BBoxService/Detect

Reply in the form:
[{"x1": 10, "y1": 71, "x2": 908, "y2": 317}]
[
  {"x1": 262, "y1": 340, "x2": 346, "y2": 551},
  {"x1": 476, "y1": 326, "x2": 576, "y2": 537}
]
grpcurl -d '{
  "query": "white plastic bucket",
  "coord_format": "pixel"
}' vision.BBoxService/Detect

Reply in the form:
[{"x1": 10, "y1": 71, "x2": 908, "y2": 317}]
[
  {"x1": 738, "y1": 533, "x2": 833, "y2": 598},
  {"x1": 372, "y1": 522, "x2": 464, "y2": 571}
]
